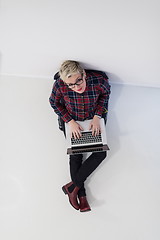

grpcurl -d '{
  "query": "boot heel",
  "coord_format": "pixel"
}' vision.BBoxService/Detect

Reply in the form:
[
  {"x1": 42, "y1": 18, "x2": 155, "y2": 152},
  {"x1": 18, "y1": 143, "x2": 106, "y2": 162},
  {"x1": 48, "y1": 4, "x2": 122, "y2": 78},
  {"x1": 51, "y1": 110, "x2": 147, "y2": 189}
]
[{"x1": 62, "y1": 186, "x2": 67, "y2": 195}]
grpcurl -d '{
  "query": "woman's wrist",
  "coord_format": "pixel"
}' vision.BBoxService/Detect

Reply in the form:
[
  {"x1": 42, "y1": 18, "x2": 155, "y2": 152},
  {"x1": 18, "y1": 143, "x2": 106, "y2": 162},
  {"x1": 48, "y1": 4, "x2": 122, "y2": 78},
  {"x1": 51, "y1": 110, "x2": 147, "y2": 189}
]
[
  {"x1": 68, "y1": 119, "x2": 75, "y2": 124},
  {"x1": 94, "y1": 115, "x2": 101, "y2": 119}
]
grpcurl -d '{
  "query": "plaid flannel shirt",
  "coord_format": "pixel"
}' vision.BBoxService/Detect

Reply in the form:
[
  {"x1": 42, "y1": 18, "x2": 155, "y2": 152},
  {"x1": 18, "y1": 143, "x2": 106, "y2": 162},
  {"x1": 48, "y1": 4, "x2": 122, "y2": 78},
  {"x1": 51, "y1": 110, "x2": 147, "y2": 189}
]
[{"x1": 49, "y1": 71, "x2": 111, "y2": 123}]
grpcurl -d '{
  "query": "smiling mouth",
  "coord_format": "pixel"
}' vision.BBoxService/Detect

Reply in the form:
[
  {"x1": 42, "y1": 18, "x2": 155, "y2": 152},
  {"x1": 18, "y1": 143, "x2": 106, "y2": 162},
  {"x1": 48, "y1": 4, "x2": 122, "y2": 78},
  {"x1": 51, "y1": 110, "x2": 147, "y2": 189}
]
[{"x1": 77, "y1": 87, "x2": 82, "y2": 91}]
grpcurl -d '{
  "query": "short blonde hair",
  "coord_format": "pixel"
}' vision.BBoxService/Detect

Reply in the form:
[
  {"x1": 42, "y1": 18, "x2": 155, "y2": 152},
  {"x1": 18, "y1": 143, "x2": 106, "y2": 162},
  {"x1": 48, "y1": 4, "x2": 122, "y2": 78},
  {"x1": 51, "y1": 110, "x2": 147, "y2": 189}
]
[{"x1": 59, "y1": 60, "x2": 84, "y2": 80}]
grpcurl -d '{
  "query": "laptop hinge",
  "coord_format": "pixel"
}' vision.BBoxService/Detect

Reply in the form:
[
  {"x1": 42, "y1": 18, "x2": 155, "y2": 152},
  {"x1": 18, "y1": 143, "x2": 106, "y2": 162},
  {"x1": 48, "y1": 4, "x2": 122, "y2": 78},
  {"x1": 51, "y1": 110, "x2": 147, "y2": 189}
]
[{"x1": 67, "y1": 144, "x2": 109, "y2": 155}]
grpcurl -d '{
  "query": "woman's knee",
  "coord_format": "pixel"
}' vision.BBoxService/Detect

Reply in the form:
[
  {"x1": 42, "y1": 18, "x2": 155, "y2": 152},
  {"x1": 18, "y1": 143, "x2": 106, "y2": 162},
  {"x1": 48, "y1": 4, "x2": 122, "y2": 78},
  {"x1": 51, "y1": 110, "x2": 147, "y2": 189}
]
[
  {"x1": 93, "y1": 151, "x2": 107, "y2": 161},
  {"x1": 101, "y1": 151, "x2": 107, "y2": 159},
  {"x1": 69, "y1": 154, "x2": 83, "y2": 163}
]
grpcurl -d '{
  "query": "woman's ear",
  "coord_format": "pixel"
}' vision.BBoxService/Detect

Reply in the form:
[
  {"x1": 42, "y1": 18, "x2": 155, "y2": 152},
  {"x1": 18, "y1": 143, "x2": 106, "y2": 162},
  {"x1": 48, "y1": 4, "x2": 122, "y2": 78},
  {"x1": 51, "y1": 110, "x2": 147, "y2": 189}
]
[{"x1": 83, "y1": 70, "x2": 86, "y2": 78}]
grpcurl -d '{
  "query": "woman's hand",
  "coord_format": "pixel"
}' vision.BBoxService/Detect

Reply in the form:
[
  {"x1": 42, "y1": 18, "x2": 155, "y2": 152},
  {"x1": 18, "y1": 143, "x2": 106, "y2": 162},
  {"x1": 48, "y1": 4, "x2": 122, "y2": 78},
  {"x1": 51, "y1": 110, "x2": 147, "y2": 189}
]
[
  {"x1": 68, "y1": 119, "x2": 83, "y2": 139},
  {"x1": 89, "y1": 115, "x2": 101, "y2": 136}
]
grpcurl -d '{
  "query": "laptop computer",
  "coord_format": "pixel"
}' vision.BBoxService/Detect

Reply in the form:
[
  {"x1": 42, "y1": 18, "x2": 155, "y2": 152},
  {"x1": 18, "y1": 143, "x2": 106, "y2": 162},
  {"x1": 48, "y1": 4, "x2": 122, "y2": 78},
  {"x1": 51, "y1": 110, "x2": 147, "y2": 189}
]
[{"x1": 65, "y1": 118, "x2": 109, "y2": 155}]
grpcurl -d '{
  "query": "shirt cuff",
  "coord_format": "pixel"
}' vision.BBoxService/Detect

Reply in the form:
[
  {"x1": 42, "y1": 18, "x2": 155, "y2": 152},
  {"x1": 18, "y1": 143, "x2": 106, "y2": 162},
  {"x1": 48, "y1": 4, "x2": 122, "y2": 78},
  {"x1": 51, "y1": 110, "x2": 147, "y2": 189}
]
[{"x1": 61, "y1": 114, "x2": 72, "y2": 123}]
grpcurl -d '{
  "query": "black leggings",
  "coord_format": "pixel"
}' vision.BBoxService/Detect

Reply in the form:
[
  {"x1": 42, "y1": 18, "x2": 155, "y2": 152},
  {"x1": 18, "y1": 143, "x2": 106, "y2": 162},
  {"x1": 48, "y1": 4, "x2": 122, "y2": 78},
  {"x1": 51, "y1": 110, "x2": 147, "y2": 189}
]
[{"x1": 69, "y1": 151, "x2": 107, "y2": 197}]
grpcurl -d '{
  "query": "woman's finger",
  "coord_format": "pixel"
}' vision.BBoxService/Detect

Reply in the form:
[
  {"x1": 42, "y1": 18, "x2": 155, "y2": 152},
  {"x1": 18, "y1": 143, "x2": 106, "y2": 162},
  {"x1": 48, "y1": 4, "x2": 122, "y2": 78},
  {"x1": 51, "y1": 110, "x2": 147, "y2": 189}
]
[
  {"x1": 79, "y1": 125, "x2": 84, "y2": 131},
  {"x1": 77, "y1": 129, "x2": 82, "y2": 138},
  {"x1": 73, "y1": 132, "x2": 77, "y2": 139}
]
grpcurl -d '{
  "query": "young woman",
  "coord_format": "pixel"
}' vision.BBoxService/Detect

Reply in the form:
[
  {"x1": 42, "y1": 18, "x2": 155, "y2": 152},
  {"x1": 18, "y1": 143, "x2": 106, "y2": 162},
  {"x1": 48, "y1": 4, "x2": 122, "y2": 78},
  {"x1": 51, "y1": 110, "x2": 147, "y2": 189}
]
[{"x1": 49, "y1": 60, "x2": 110, "y2": 212}]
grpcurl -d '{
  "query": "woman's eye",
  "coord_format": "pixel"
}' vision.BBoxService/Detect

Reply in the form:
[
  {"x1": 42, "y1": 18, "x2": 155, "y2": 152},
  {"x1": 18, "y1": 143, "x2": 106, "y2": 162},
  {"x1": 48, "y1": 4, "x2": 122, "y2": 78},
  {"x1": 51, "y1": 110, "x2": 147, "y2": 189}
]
[{"x1": 77, "y1": 78, "x2": 82, "y2": 83}]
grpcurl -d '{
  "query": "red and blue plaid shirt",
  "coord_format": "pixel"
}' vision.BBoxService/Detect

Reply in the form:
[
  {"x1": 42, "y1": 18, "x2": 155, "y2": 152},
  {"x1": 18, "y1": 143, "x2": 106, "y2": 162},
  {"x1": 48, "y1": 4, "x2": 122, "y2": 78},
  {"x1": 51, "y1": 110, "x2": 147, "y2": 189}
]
[{"x1": 49, "y1": 71, "x2": 111, "y2": 122}]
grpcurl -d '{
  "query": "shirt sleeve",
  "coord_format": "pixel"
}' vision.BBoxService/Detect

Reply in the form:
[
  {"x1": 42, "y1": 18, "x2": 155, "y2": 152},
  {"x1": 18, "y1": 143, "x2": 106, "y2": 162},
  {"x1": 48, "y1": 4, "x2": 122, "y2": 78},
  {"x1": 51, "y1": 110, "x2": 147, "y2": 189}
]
[
  {"x1": 94, "y1": 77, "x2": 111, "y2": 117},
  {"x1": 49, "y1": 81, "x2": 72, "y2": 123}
]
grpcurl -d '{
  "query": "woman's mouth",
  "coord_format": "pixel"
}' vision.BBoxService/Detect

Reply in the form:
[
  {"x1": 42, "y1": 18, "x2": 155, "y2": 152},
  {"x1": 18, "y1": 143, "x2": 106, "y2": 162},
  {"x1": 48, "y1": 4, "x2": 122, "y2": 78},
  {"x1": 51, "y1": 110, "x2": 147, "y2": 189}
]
[{"x1": 77, "y1": 87, "x2": 82, "y2": 91}]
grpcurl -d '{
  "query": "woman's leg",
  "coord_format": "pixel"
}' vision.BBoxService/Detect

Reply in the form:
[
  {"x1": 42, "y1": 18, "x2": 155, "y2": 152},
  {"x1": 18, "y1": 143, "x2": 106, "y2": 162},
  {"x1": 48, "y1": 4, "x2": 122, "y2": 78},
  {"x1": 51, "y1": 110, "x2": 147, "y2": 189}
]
[
  {"x1": 74, "y1": 151, "x2": 107, "y2": 187},
  {"x1": 69, "y1": 154, "x2": 86, "y2": 197},
  {"x1": 63, "y1": 151, "x2": 106, "y2": 211}
]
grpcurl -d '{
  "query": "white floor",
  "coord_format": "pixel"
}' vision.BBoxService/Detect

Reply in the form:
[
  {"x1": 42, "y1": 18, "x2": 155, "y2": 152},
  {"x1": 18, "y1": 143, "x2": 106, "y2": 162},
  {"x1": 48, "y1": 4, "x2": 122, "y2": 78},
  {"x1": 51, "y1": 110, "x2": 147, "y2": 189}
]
[{"x1": 0, "y1": 75, "x2": 160, "y2": 240}]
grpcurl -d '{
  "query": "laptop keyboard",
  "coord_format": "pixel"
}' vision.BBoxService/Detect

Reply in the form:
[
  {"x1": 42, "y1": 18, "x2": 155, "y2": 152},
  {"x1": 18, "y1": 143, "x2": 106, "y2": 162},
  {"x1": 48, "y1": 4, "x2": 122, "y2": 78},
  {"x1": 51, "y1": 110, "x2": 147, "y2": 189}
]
[{"x1": 71, "y1": 131, "x2": 102, "y2": 145}]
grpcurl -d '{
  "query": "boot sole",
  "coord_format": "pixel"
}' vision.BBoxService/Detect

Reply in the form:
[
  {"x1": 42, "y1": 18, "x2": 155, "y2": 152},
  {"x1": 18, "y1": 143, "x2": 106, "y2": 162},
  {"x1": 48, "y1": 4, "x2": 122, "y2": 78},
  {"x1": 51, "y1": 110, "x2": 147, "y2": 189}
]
[
  {"x1": 80, "y1": 208, "x2": 91, "y2": 212},
  {"x1": 62, "y1": 186, "x2": 67, "y2": 195}
]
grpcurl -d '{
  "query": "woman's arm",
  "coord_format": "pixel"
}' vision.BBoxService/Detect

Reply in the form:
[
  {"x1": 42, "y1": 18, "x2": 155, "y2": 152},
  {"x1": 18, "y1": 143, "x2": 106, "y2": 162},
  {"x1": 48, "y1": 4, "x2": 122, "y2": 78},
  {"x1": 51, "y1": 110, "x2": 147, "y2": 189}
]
[
  {"x1": 49, "y1": 81, "x2": 72, "y2": 123},
  {"x1": 95, "y1": 77, "x2": 111, "y2": 117}
]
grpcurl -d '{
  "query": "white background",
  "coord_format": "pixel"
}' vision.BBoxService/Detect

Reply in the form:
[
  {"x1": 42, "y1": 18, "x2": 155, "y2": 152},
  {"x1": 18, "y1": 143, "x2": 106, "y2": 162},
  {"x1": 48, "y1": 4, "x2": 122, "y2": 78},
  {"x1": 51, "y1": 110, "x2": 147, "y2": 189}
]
[
  {"x1": 0, "y1": 0, "x2": 160, "y2": 87},
  {"x1": 0, "y1": 0, "x2": 160, "y2": 240}
]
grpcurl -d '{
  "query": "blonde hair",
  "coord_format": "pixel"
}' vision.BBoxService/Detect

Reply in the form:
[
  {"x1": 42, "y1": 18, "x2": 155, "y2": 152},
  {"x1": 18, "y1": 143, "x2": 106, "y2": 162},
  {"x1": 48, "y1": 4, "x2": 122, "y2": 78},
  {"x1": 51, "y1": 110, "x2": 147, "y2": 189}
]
[{"x1": 59, "y1": 60, "x2": 84, "y2": 80}]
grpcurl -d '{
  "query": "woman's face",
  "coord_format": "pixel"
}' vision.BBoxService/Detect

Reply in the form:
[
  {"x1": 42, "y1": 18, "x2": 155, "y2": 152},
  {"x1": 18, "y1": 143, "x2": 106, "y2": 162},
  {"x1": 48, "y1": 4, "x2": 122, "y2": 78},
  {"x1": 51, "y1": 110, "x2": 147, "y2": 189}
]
[{"x1": 64, "y1": 72, "x2": 86, "y2": 94}]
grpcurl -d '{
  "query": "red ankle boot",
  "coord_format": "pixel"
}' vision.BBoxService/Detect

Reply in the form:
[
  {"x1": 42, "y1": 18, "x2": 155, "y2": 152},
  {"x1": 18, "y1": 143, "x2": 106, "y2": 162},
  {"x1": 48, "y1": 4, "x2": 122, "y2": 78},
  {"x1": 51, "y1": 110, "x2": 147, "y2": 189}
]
[
  {"x1": 79, "y1": 196, "x2": 91, "y2": 212},
  {"x1": 62, "y1": 182, "x2": 80, "y2": 210}
]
